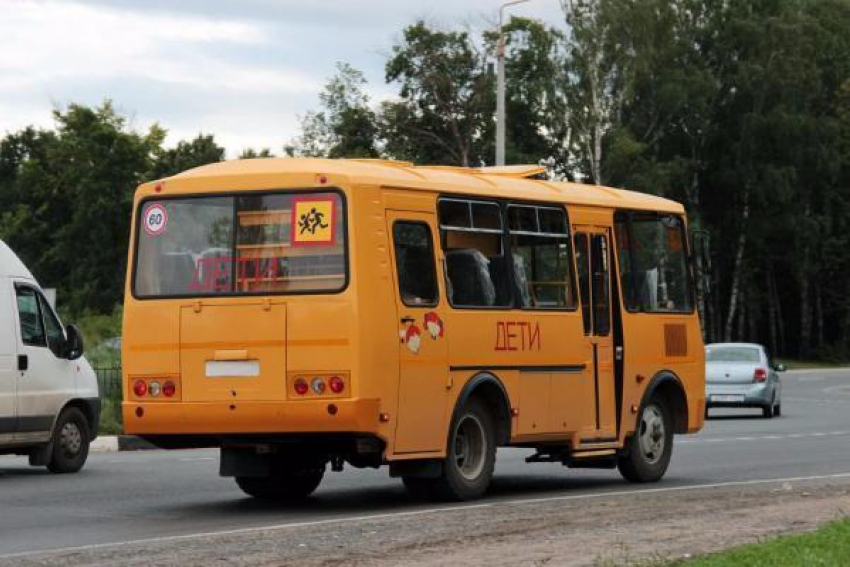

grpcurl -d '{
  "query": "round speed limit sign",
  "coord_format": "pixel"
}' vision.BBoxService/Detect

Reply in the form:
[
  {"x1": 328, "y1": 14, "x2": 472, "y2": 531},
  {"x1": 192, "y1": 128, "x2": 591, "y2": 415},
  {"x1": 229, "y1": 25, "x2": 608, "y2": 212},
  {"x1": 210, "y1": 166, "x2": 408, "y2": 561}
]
[{"x1": 143, "y1": 204, "x2": 168, "y2": 236}]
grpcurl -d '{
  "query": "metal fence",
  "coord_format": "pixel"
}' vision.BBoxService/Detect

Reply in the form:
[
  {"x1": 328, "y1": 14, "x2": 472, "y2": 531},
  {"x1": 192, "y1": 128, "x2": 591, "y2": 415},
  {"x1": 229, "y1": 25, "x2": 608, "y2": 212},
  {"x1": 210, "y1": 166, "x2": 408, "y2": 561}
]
[{"x1": 95, "y1": 366, "x2": 123, "y2": 403}]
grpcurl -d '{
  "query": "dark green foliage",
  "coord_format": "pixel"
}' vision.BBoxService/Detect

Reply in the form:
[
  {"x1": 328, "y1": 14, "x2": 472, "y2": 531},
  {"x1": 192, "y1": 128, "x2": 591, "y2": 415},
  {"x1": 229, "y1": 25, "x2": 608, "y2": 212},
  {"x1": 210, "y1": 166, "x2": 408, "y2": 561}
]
[{"x1": 0, "y1": 102, "x2": 224, "y2": 316}]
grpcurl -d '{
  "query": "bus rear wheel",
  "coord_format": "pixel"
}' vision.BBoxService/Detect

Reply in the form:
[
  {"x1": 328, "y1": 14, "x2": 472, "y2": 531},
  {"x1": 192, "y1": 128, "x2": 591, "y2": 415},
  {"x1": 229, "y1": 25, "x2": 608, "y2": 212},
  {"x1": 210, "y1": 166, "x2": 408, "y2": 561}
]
[
  {"x1": 404, "y1": 399, "x2": 496, "y2": 502},
  {"x1": 235, "y1": 464, "x2": 325, "y2": 501},
  {"x1": 617, "y1": 396, "x2": 673, "y2": 483}
]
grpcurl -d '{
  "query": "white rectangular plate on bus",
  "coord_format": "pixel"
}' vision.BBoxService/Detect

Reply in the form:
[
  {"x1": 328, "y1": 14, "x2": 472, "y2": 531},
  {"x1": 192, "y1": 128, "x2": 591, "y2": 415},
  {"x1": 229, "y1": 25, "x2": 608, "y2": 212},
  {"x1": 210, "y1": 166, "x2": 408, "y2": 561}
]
[
  {"x1": 205, "y1": 360, "x2": 260, "y2": 378},
  {"x1": 711, "y1": 394, "x2": 745, "y2": 403}
]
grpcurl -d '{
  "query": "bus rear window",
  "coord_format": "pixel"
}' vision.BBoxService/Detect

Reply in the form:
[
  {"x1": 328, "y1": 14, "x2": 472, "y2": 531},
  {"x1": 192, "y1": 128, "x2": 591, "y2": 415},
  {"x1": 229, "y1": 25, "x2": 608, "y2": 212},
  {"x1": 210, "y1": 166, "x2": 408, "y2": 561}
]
[{"x1": 133, "y1": 191, "x2": 346, "y2": 297}]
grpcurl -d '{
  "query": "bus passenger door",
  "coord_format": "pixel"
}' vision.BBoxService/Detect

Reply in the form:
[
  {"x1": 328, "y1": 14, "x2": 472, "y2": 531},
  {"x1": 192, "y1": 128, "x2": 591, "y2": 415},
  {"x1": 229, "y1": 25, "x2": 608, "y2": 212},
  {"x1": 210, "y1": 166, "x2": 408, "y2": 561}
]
[
  {"x1": 386, "y1": 211, "x2": 449, "y2": 454},
  {"x1": 574, "y1": 228, "x2": 617, "y2": 439}
]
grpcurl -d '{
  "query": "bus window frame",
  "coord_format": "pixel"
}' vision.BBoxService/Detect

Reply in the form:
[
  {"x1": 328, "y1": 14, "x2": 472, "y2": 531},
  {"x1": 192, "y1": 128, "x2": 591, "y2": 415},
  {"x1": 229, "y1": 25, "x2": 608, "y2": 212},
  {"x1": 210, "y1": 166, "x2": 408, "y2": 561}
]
[
  {"x1": 613, "y1": 210, "x2": 696, "y2": 315},
  {"x1": 391, "y1": 219, "x2": 440, "y2": 309},
  {"x1": 438, "y1": 196, "x2": 511, "y2": 311},
  {"x1": 507, "y1": 202, "x2": 579, "y2": 313},
  {"x1": 130, "y1": 187, "x2": 350, "y2": 300},
  {"x1": 437, "y1": 195, "x2": 580, "y2": 313}
]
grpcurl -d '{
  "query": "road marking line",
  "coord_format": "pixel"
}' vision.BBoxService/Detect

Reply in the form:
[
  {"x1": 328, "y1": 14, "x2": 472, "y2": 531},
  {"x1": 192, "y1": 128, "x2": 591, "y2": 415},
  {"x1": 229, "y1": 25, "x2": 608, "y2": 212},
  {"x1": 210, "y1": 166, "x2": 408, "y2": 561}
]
[
  {"x1": 4, "y1": 471, "x2": 850, "y2": 560},
  {"x1": 678, "y1": 430, "x2": 850, "y2": 445}
]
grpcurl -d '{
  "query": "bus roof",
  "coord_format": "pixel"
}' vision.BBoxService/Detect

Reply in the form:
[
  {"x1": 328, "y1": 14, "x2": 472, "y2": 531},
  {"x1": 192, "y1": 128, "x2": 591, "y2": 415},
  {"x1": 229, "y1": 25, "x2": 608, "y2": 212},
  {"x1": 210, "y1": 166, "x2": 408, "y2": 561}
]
[{"x1": 150, "y1": 158, "x2": 684, "y2": 214}]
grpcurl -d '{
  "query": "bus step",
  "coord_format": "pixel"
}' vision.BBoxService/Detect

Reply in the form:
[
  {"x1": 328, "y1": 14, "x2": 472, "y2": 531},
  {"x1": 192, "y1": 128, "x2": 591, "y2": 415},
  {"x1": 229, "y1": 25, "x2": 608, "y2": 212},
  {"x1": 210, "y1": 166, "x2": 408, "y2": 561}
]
[
  {"x1": 566, "y1": 449, "x2": 618, "y2": 470},
  {"x1": 525, "y1": 450, "x2": 569, "y2": 464}
]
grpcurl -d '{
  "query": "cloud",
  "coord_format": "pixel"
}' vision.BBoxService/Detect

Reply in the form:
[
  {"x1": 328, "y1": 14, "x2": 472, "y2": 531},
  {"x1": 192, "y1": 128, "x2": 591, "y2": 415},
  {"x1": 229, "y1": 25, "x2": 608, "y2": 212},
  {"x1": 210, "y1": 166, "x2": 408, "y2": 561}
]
[{"x1": 0, "y1": 0, "x2": 566, "y2": 156}]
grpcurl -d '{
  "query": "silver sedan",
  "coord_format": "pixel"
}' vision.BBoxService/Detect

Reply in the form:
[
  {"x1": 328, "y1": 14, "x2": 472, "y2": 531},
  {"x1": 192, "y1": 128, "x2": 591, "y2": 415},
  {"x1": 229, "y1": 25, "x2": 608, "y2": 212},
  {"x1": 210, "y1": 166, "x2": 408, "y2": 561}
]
[{"x1": 705, "y1": 343, "x2": 785, "y2": 418}]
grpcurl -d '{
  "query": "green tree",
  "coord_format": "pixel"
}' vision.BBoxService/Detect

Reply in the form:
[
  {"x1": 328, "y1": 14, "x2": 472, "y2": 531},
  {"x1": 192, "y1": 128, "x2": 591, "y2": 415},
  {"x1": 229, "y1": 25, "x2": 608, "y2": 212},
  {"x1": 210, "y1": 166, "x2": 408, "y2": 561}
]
[
  {"x1": 381, "y1": 21, "x2": 495, "y2": 166},
  {"x1": 0, "y1": 102, "x2": 162, "y2": 314},
  {"x1": 149, "y1": 133, "x2": 225, "y2": 179},
  {"x1": 484, "y1": 17, "x2": 568, "y2": 169},
  {"x1": 286, "y1": 62, "x2": 379, "y2": 159},
  {"x1": 239, "y1": 148, "x2": 274, "y2": 159}
]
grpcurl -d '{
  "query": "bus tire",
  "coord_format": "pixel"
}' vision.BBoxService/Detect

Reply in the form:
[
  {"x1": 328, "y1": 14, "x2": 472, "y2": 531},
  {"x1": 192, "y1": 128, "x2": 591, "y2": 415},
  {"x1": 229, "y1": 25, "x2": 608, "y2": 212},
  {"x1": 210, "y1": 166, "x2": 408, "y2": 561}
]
[
  {"x1": 433, "y1": 399, "x2": 497, "y2": 501},
  {"x1": 618, "y1": 396, "x2": 673, "y2": 483},
  {"x1": 235, "y1": 464, "x2": 325, "y2": 501},
  {"x1": 47, "y1": 407, "x2": 91, "y2": 474}
]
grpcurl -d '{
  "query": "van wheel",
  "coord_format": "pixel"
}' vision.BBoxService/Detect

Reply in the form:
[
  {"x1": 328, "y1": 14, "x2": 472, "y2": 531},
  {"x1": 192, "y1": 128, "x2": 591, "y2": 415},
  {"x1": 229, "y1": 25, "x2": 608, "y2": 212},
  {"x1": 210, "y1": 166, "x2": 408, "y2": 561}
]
[
  {"x1": 47, "y1": 407, "x2": 91, "y2": 474},
  {"x1": 406, "y1": 399, "x2": 496, "y2": 502},
  {"x1": 618, "y1": 397, "x2": 673, "y2": 483},
  {"x1": 235, "y1": 464, "x2": 325, "y2": 501}
]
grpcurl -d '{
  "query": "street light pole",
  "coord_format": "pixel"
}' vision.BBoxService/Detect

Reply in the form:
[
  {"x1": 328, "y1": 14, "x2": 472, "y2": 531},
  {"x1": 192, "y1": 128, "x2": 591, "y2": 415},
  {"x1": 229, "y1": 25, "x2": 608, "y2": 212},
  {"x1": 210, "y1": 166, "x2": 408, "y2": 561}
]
[{"x1": 496, "y1": 0, "x2": 531, "y2": 166}]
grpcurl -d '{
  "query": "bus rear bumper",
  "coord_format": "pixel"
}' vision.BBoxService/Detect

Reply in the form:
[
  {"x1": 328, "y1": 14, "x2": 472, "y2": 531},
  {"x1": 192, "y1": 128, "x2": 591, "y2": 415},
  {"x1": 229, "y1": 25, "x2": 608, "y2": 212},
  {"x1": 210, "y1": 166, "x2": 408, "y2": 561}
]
[{"x1": 122, "y1": 398, "x2": 382, "y2": 437}]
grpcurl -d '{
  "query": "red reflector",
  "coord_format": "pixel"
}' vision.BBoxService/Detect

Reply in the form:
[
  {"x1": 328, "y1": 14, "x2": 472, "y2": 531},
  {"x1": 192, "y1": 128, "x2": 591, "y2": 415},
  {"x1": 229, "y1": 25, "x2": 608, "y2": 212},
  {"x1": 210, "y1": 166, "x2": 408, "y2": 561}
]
[
  {"x1": 133, "y1": 380, "x2": 147, "y2": 397},
  {"x1": 162, "y1": 380, "x2": 176, "y2": 398},
  {"x1": 328, "y1": 376, "x2": 345, "y2": 394},
  {"x1": 753, "y1": 368, "x2": 768, "y2": 382},
  {"x1": 135, "y1": 406, "x2": 144, "y2": 418},
  {"x1": 294, "y1": 378, "x2": 309, "y2": 395}
]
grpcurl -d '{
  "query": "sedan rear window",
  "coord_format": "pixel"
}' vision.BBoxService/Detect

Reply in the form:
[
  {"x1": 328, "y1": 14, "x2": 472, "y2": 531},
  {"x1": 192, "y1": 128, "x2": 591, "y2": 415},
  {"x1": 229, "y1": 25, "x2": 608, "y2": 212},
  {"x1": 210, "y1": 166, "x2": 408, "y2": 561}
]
[{"x1": 705, "y1": 347, "x2": 761, "y2": 363}]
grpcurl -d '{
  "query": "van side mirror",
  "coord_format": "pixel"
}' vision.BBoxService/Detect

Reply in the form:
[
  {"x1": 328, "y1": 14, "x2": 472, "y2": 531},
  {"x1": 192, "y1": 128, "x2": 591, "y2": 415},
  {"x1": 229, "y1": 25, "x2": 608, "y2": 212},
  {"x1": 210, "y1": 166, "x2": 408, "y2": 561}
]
[
  {"x1": 64, "y1": 325, "x2": 84, "y2": 360},
  {"x1": 774, "y1": 363, "x2": 786, "y2": 372}
]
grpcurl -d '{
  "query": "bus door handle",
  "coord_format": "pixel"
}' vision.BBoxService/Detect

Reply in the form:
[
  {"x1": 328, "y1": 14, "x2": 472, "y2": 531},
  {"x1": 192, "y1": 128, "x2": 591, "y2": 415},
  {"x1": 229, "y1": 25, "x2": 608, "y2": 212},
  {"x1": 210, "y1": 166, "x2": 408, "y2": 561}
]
[
  {"x1": 615, "y1": 346, "x2": 623, "y2": 361},
  {"x1": 400, "y1": 316, "x2": 416, "y2": 324}
]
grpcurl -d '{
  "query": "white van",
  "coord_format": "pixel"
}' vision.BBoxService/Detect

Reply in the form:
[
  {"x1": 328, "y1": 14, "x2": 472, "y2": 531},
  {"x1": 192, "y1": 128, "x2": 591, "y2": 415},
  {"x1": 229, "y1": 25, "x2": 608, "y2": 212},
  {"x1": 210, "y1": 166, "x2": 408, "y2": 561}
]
[{"x1": 0, "y1": 239, "x2": 99, "y2": 472}]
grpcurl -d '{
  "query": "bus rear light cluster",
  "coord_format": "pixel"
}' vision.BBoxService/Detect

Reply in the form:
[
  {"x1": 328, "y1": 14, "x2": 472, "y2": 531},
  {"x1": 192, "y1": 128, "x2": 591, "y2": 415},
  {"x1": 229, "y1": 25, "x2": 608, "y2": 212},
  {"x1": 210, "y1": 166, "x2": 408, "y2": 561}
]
[
  {"x1": 133, "y1": 379, "x2": 147, "y2": 397},
  {"x1": 292, "y1": 375, "x2": 346, "y2": 397},
  {"x1": 132, "y1": 378, "x2": 177, "y2": 398},
  {"x1": 328, "y1": 376, "x2": 345, "y2": 394}
]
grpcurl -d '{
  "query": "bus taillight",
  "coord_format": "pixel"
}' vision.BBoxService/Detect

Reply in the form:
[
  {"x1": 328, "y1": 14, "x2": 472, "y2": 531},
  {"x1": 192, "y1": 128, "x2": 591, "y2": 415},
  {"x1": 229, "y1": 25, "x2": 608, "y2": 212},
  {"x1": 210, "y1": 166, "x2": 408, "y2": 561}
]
[
  {"x1": 328, "y1": 376, "x2": 345, "y2": 394},
  {"x1": 294, "y1": 378, "x2": 309, "y2": 396},
  {"x1": 133, "y1": 380, "x2": 147, "y2": 397},
  {"x1": 311, "y1": 377, "x2": 326, "y2": 395},
  {"x1": 162, "y1": 380, "x2": 177, "y2": 398}
]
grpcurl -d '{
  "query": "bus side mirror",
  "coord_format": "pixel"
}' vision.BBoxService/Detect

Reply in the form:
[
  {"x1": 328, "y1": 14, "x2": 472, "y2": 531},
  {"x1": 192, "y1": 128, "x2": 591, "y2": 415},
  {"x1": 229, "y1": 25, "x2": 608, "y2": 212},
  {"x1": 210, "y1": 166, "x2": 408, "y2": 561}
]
[{"x1": 64, "y1": 325, "x2": 84, "y2": 360}]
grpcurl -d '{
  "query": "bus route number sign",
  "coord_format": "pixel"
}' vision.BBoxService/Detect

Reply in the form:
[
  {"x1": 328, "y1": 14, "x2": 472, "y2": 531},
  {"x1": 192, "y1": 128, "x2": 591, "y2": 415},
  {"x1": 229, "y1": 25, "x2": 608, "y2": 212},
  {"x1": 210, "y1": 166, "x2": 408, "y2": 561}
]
[{"x1": 143, "y1": 204, "x2": 168, "y2": 237}]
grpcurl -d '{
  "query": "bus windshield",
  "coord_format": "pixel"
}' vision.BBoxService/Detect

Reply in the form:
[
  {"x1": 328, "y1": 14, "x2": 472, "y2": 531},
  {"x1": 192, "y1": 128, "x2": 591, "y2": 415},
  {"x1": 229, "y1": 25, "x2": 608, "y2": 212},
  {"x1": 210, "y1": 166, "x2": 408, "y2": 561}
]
[{"x1": 133, "y1": 191, "x2": 346, "y2": 297}]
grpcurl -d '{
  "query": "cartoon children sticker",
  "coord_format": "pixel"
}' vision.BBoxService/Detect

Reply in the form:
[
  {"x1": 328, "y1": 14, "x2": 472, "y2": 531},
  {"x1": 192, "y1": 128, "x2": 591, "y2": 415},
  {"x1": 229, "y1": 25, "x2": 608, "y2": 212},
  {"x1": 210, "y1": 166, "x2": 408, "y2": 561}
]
[
  {"x1": 400, "y1": 324, "x2": 423, "y2": 354},
  {"x1": 424, "y1": 312, "x2": 444, "y2": 339}
]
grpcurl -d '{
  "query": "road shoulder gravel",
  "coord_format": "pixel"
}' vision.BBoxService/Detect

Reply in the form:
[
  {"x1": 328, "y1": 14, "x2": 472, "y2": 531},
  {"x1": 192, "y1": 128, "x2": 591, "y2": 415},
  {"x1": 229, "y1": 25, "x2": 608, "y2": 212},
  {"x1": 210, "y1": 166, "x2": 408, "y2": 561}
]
[{"x1": 4, "y1": 475, "x2": 850, "y2": 567}]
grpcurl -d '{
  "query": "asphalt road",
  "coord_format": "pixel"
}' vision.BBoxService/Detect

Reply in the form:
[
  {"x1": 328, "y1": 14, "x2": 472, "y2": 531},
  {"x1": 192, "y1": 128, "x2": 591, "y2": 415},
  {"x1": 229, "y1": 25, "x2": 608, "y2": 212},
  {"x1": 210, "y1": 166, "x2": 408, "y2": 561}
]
[{"x1": 1, "y1": 368, "x2": 849, "y2": 560}]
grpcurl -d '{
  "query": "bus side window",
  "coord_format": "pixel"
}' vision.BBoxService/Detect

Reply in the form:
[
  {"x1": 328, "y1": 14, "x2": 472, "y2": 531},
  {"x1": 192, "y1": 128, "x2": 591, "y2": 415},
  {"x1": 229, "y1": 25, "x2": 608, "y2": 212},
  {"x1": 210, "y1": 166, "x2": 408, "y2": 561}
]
[
  {"x1": 574, "y1": 234, "x2": 592, "y2": 335},
  {"x1": 392, "y1": 222, "x2": 439, "y2": 307},
  {"x1": 615, "y1": 213, "x2": 693, "y2": 313},
  {"x1": 438, "y1": 199, "x2": 511, "y2": 308},
  {"x1": 591, "y1": 234, "x2": 611, "y2": 336}
]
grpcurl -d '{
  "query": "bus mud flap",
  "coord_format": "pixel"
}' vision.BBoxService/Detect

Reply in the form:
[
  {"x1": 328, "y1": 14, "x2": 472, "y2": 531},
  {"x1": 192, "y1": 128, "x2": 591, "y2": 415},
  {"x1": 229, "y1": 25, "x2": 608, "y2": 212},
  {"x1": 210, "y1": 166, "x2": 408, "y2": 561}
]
[
  {"x1": 389, "y1": 459, "x2": 443, "y2": 479},
  {"x1": 220, "y1": 447, "x2": 271, "y2": 478}
]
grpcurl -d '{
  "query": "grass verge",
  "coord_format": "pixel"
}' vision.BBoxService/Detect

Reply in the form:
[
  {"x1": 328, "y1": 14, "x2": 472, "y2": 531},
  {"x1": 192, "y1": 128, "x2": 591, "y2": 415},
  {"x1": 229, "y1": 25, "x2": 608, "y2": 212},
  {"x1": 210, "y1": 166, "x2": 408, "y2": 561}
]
[{"x1": 665, "y1": 518, "x2": 850, "y2": 566}]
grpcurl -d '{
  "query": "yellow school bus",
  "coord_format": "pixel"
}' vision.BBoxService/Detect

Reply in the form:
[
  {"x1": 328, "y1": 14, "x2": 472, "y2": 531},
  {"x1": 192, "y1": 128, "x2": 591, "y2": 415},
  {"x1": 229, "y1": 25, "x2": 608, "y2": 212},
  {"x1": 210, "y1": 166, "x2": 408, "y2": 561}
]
[{"x1": 122, "y1": 158, "x2": 705, "y2": 501}]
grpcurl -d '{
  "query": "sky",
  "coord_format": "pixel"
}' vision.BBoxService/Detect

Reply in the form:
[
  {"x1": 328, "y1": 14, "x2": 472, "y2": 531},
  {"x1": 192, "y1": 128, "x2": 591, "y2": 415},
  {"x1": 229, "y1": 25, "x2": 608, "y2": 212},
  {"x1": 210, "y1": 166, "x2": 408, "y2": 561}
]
[{"x1": 0, "y1": 0, "x2": 566, "y2": 157}]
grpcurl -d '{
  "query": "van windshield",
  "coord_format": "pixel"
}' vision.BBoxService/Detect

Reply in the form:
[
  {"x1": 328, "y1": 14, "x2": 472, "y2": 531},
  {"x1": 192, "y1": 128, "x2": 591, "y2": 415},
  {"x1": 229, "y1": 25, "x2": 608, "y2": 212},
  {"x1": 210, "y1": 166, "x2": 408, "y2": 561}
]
[{"x1": 133, "y1": 191, "x2": 346, "y2": 297}]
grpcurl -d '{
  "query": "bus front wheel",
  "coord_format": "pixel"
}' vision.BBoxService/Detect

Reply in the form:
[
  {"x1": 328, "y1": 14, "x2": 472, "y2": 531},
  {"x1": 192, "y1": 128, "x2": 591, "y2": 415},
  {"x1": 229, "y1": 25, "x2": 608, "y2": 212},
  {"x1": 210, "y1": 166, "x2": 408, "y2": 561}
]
[
  {"x1": 404, "y1": 399, "x2": 496, "y2": 501},
  {"x1": 618, "y1": 396, "x2": 673, "y2": 483},
  {"x1": 235, "y1": 464, "x2": 325, "y2": 501}
]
